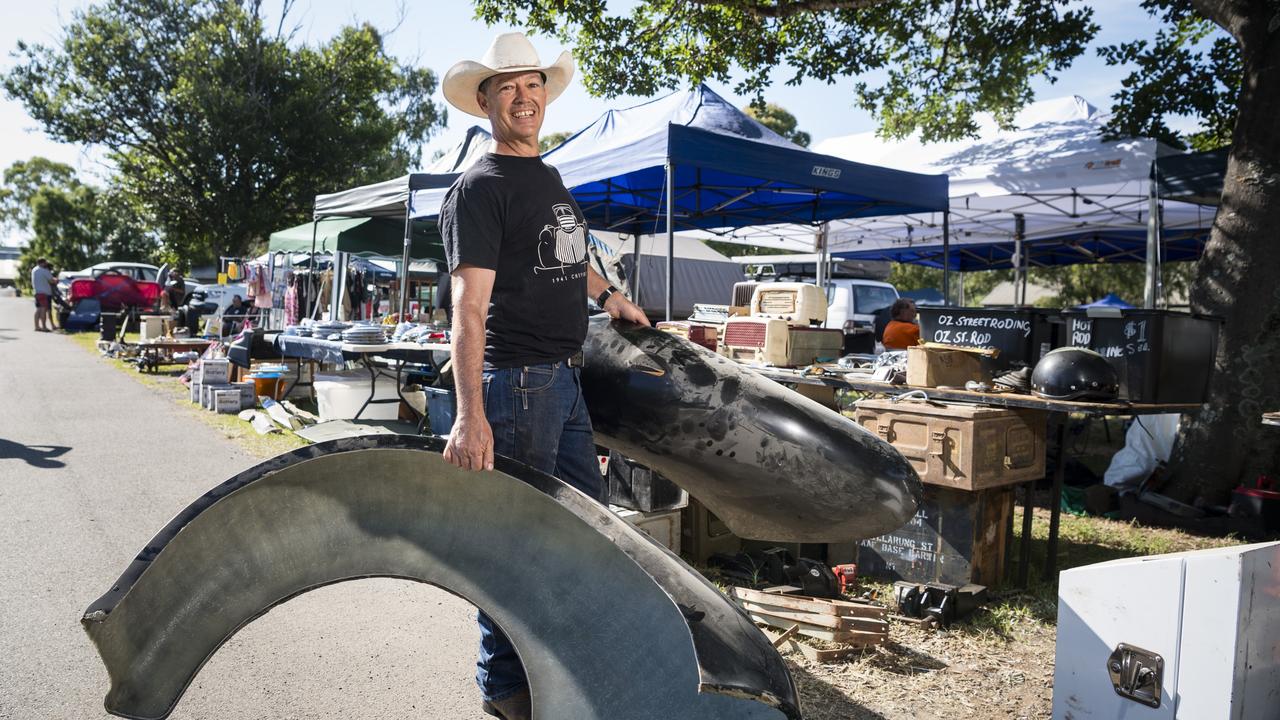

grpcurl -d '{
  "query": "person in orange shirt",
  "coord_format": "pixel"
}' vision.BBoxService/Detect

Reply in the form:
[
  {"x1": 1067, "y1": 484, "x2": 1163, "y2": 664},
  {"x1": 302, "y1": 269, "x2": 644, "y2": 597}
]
[{"x1": 882, "y1": 298, "x2": 921, "y2": 350}]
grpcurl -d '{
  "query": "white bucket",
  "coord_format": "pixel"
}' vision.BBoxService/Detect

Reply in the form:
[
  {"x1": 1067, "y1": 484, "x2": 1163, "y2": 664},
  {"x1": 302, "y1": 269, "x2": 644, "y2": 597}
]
[{"x1": 314, "y1": 371, "x2": 401, "y2": 421}]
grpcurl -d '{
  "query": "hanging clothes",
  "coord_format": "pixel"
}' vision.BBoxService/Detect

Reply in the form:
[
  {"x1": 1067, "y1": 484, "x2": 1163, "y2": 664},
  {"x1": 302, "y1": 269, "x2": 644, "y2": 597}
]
[{"x1": 284, "y1": 274, "x2": 299, "y2": 326}]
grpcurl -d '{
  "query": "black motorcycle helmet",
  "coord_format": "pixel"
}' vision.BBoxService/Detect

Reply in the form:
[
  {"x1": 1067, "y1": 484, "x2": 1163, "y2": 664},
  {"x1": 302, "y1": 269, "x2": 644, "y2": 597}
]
[{"x1": 1030, "y1": 347, "x2": 1120, "y2": 401}]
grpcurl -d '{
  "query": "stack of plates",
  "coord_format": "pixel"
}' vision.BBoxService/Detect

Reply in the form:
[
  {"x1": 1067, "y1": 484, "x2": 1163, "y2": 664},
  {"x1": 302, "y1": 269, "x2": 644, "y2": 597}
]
[
  {"x1": 342, "y1": 325, "x2": 387, "y2": 345},
  {"x1": 312, "y1": 321, "x2": 349, "y2": 341}
]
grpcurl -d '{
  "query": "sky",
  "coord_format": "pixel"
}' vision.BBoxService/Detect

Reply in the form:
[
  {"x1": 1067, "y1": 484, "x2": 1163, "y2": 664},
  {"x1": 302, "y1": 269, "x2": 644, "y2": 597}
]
[{"x1": 0, "y1": 0, "x2": 1191, "y2": 244}]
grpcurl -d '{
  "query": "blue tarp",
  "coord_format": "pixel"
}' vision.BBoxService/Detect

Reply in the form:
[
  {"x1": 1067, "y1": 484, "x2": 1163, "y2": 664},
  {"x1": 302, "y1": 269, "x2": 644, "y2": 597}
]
[
  {"x1": 1076, "y1": 293, "x2": 1134, "y2": 309},
  {"x1": 408, "y1": 85, "x2": 949, "y2": 231}
]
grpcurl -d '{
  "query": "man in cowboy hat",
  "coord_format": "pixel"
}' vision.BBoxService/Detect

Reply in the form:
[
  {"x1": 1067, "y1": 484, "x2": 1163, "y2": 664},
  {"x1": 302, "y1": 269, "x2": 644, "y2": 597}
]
[{"x1": 437, "y1": 31, "x2": 648, "y2": 720}]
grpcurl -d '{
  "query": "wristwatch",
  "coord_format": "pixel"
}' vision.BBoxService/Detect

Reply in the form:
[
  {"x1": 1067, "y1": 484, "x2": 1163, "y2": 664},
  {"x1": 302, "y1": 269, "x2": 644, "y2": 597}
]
[{"x1": 596, "y1": 285, "x2": 619, "y2": 308}]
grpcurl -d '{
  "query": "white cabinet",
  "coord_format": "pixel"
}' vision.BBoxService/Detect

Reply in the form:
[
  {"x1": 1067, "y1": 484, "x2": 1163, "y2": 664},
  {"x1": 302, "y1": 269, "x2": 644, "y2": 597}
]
[{"x1": 1053, "y1": 542, "x2": 1280, "y2": 719}]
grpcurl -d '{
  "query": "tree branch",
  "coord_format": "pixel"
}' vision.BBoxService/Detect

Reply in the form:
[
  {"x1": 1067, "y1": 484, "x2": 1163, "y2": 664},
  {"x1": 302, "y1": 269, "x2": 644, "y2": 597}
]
[{"x1": 682, "y1": 0, "x2": 888, "y2": 19}]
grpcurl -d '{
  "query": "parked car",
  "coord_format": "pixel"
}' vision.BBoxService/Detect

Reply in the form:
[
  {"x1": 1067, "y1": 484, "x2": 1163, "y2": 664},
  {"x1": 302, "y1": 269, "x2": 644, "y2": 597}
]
[{"x1": 57, "y1": 262, "x2": 160, "y2": 296}]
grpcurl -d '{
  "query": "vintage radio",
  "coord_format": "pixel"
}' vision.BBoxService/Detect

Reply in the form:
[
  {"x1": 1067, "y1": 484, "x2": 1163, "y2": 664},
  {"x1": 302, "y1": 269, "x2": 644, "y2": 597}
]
[
  {"x1": 656, "y1": 321, "x2": 719, "y2": 352},
  {"x1": 731, "y1": 282, "x2": 759, "y2": 308},
  {"x1": 787, "y1": 327, "x2": 844, "y2": 366},
  {"x1": 750, "y1": 282, "x2": 828, "y2": 326},
  {"x1": 721, "y1": 316, "x2": 790, "y2": 365}
]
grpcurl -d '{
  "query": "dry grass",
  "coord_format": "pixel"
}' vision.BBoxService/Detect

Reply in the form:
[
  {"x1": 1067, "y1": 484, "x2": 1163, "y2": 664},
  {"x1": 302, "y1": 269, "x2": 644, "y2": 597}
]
[{"x1": 785, "y1": 507, "x2": 1245, "y2": 719}]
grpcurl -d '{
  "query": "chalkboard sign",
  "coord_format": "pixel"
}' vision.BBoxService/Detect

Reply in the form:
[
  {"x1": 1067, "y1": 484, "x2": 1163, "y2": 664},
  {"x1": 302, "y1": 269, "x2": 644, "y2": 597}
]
[
  {"x1": 917, "y1": 307, "x2": 1059, "y2": 371},
  {"x1": 1061, "y1": 309, "x2": 1221, "y2": 403}
]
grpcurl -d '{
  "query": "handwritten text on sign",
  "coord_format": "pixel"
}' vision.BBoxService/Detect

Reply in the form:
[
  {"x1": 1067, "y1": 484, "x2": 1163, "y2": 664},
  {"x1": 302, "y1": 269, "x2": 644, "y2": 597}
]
[
  {"x1": 931, "y1": 314, "x2": 1032, "y2": 348},
  {"x1": 1070, "y1": 317, "x2": 1151, "y2": 357}
]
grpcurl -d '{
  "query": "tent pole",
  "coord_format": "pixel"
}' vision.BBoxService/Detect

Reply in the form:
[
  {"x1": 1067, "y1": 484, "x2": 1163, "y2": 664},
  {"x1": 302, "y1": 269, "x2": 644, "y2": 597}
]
[
  {"x1": 399, "y1": 208, "x2": 413, "y2": 321},
  {"x1": 1144, "y1": 175, "x2": 1159, "y2": 309},
  {"x1": 308, "y1": 217, "x2": 319, "y2": 320},
  {"x1": 941, "y1": 211, "x2": 951, "y2": 303},
  {"x1": 665, "y1": 160, "x2": 674, "y2": 322},
  {"x1": 330, "y1": 250, "x2": 345, "y2": 322},
  {"x1": 1014, "y1": 214, "x2": 1026, "y2": 307},
  {"x1": 633, "y1": 234, "x2": 641, "y2": 308}
]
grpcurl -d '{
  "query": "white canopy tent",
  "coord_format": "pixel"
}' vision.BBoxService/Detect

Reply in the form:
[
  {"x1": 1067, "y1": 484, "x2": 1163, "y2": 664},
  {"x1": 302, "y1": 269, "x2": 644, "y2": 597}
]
[{"x1": 689, "y1": 96, "x2": 1215, "y2": 307}]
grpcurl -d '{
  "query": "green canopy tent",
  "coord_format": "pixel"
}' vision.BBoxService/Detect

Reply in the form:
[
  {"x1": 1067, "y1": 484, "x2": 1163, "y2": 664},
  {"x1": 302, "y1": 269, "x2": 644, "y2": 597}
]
[
  {"x1": 269, "y1": 217, "x2": 445, "y2": 321},
  {"x1": 268, "y1": 217, "x2": 445, "y2": 261}
]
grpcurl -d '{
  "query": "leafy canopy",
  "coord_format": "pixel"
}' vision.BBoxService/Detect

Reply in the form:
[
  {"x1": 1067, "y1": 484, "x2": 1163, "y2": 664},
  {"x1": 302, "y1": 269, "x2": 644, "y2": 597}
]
[
  {"x1": 474, "y1": 0, "x2": 1097, "y2": 142},
  {"x1": 4, "y1": 0, "x2": 446, "y2": 263},
  {"x1": 743, "y1": 103, "x2": 810, "y2": 147},
  {"x1": 4, "y1": 158, "x2": 157, "y2": 292}
]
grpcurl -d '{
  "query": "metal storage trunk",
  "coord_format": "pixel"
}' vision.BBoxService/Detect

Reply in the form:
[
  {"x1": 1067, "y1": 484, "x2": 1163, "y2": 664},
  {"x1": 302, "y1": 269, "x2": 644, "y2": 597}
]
[
  {"x1": 1060, "y1": 308, "x2": 1222, "y2": 403},
  {"x1": 1053, "y1": 542, "x2": 1280, "y2": 719},
  {"x1": 857, "y1": 485, "x2": 1014, "y2": 587},
  {"x1": 853, "y1": 398, "x2": 1047, "y2": 491},
  {"x1": 918, "y1": 306, "x2": 1061, "y2": 371},
  {"x1": 613, "y1": 507, "x2": 682, "y2": 553}
]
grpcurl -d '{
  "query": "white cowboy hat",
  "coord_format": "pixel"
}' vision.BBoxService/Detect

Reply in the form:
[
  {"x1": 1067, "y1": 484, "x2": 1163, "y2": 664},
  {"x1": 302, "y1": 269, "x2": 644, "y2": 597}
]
[{"x1": 443, "y1": 32, "x2": 575, "y2": 118}]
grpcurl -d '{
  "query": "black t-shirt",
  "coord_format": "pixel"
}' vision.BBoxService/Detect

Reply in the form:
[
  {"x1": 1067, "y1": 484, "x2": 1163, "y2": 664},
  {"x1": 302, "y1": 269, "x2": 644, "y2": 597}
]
[{"x1": 439, "y1": 153, "x2": 589, "y2": 368}]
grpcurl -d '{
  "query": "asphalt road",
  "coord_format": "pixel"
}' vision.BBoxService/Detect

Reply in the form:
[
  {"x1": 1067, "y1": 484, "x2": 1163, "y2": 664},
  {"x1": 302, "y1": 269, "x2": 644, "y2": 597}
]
[{"x1": 0, "y1": 296, "x2": 487, "y2": 720}]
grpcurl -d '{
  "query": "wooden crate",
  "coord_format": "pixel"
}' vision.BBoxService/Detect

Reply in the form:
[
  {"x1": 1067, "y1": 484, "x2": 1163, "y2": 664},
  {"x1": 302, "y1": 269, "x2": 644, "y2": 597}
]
[
  {"x1": 857, "y1": 485, "x2": 1014, "y2": 587},
  {"x1": 853, "y1": 398, "x2": 1046, "y2": 491}
]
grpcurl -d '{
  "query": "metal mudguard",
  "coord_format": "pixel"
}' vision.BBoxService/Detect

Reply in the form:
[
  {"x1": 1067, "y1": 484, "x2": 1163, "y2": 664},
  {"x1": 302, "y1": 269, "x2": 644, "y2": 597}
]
[
  {"x1": 82, "y1": 436, "x2": 798, "y2": 720},
  {"x1": 582, "y1": 316, "x2": 921, "y2": 542}
]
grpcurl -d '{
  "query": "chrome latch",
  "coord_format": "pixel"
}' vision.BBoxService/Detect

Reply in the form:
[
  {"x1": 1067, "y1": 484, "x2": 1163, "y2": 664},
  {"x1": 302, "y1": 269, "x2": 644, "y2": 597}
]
[{"x1": 1107, "y1": 643, "x2": 1163, "y2": 708}]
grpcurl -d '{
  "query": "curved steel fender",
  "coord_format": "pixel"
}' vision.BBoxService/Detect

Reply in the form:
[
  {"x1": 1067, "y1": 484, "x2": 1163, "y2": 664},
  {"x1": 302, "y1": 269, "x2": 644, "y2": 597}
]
[
  {"x1": 582, "y1": 316, "x2": 922, "y2": 542},
  {"x1": 82, "y1": 435, "x2": 799, "y2": 720}
]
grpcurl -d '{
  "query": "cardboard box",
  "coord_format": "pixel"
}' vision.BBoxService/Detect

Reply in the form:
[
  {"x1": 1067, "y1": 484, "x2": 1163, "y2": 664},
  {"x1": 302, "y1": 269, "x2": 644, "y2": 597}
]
[
  {"x1": 906, "y1": 345, "x2": 989, "y2": 387},
  {"x1": 197, "y1": 358, "x2": 231, "y2": 385},
  {"x1": 213, "y1": 389, "x2": 243, "y2": 414}
]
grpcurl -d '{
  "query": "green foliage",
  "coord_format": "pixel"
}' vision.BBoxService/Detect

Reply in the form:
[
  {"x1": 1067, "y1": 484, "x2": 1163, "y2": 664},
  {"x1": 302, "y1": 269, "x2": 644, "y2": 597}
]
[
  {"x1": 539, "y1": 130, "x2": 574, "y2": 153},
  {"x1": 5, "y1": 158, "x2": 158, "y2": 292},
  {"x1": 473, "y1": 0, "x2": 1097, "y2": 142},
  {"x1": 887, "y1": 264, "x2": 1011, "y2": 305},
  {"x1": 1030, "y1": 260, "x2": 1195, "y2": 307},
  {"x1": 1097, "y1": 1, "x2": 1239, "y2": 150},
  {"x1": 743, "y1": 103, "x2": 810, "y2": 146},
  {"x1": 4, "y1": 0, "x2": 446, "y2": 264}
]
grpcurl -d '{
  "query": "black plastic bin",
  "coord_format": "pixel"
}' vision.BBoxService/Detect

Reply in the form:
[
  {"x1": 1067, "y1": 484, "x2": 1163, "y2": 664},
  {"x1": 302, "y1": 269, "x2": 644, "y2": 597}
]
[
  {"x1": 1060, "y1": 308, "x2": 1222, "y2": 403},
  {"x1": 917, "y1": 306, "x2": 1062, "y2": 371},
  {"x1": 603, "y1": 450, "x2": 688, "y2": 512}
]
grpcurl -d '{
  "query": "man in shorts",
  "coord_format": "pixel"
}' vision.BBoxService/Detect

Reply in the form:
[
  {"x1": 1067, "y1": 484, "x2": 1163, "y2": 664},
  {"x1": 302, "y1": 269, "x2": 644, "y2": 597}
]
[{"x1": 30, "y1": 258, "x2": 56, "y2": 332}]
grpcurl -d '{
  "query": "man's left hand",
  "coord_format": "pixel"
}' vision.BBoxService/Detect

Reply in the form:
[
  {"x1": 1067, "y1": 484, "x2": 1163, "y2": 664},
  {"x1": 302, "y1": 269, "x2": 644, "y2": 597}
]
[{"x1": 604, "y1": 294, "x2": 650, "y2": 326}]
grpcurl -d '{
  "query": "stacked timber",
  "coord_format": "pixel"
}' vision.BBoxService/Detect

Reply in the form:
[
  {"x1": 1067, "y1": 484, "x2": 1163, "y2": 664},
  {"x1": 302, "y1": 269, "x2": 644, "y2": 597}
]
[{"x1": 730, "y1": 586, "x2": 888, "y2": 662}]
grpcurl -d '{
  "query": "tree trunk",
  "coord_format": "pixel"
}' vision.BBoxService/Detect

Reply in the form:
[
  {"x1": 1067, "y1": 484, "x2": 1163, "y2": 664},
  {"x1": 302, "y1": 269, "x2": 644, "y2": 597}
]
[{"x1": 1167, "y1": 8, "x2": 1280, "y2": 503}]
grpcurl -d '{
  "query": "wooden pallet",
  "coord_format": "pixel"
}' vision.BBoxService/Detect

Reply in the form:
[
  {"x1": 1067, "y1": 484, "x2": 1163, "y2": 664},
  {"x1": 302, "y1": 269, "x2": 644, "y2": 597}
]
[{"x1": 732, "y1": 586, "x2": 889, "y2": 660}]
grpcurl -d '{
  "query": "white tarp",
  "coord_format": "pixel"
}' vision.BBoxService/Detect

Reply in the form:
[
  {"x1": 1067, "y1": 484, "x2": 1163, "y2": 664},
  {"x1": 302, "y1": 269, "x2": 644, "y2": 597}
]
[{"x1": 689, "y1": 96, "x2": 1216, "y2": 262}]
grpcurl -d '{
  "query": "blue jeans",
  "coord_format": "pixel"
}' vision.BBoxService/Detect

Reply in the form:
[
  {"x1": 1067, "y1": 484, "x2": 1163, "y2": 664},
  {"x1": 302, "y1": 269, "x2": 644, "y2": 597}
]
[{"x1": 475, "y1": 361, "x2": 601, "y2": 702}]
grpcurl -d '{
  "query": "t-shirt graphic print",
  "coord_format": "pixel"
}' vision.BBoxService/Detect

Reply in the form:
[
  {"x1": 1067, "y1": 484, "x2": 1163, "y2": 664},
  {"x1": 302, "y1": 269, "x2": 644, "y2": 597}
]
[{"x1": 537, "y1": 203, "x2": 588, "y2": 275}]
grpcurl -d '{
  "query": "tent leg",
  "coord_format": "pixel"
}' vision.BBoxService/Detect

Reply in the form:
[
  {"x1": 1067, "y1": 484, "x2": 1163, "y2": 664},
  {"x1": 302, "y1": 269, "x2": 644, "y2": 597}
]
[
  {"x1": 399, "y1": 211, "x2": 413, "y2": 321},
  {"x1": 308, "y1": 218, "x2": 319, "y2": 320},
  {"x1": 1014, "y1": 214, "x2": 1026, "y2": 307},
  {"x1": 1144, "y1": 179, "x2": 1160, "y2": 309},
  {"x1": 665, "y1": 160, "x2": 674, "y2": 322},
  {"x1": 941, "y1": 212, "x2": 951, "y2": 303},
  {"x1": 633, "y1": 234, "x2": 642, "y2": 308},
  {"x1": 330, "y1": 251, "x2": 345, "y2": 322}
]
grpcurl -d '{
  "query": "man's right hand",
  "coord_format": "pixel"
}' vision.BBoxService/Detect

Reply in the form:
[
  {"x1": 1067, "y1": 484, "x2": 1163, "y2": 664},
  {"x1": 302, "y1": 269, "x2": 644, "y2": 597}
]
[{"x1": 443, "y1": 412, "x2": 495, "y2": 471}]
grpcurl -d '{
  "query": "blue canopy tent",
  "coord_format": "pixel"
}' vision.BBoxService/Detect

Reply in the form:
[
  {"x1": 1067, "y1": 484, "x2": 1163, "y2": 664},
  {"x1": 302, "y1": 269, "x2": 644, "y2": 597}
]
[
  {"x1": 1076, "y1": 293, "x2": 1134, "y2": 309},
  {"x1": 409, "y1": 85, "x2": 949, "y2": 319}
]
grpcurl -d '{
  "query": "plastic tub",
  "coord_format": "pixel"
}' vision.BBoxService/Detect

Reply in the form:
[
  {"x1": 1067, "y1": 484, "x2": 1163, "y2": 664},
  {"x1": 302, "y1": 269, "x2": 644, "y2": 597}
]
[
  {"x1": 314, "y1": 371, "x2": 401, "y2": 421},
  {"x1": 1060, "y1": 308, "x2": 1222, "y2": 403},
  {"x1": 917, "y1": 306, "x2": 1061, "y2": 371},
  {"x1": 248, "y1": 373, "x2": 283, "y2": 402}
]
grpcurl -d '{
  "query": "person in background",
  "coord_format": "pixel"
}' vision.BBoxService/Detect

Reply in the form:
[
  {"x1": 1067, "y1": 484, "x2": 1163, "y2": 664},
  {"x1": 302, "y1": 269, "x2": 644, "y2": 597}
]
[
  {"x1": 222, "y1": 294, "x2": 249, "y2": 335},
  {"x1": 30, "y1": 258, "x2": 56, "y2": 332},
  {"x1": 882, "y1": 297, "x2": 921, "y2": 350}
]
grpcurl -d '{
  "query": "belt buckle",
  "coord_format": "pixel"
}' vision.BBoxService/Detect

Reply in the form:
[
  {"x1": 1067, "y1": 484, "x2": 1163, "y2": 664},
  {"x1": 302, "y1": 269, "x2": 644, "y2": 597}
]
[{"x1": 566, "y1": 351, "x2": 584, "y2": 368}]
